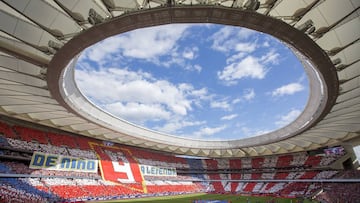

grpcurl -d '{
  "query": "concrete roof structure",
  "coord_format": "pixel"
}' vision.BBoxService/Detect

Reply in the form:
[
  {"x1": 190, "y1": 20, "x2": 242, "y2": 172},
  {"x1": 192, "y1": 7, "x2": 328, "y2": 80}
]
[{"x1": 0, "y1": 0, "x2": 359, "y2": 158}]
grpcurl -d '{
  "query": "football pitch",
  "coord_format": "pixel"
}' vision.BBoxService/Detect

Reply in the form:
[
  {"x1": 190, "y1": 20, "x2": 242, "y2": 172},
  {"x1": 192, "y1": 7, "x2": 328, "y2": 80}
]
[{"x1": 91, "y1": 193, "x2": 318, "y2": 203}]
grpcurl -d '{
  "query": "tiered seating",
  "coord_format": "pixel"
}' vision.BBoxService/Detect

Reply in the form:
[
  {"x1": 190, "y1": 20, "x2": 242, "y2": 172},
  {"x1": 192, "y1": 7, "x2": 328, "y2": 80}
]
[
  {"x1": 146, "y1": 182, "x2": 202, "y2": 194},
  {"x1": 49, "y1": 185, "x2": 88, "y2": 199},
  {"x1": 319, "y1": 155, "x2": 338, "y2": 166},
  {"x1": 13, "y1": 126, "x2": 48, "y2": 144},
  {"x1": 204, "y1": 159, "x2": 218, "y2": 170},
  {"x1": 304, "y1": 155, "x2": 322, "y2": 167},
  {"x1": 274, "y1": 172, "x2": 290, "y2": 179},
  {"x1": 1, "y1": 121, "x2": 99, "y2": 153},
  {"x1": 261, "y1": 182, "x2": 276, "y2": 192},
  {"x1": 316, "y1": 183, "x2": 360, "y2": 203},
  {"x1": 276, "y1": 155, "x2": 293, "y2": 168},
  {"x1": 74, "y1": 136, "x2": 93, "y2": 150},
  {"x1": 305, "y1": 183, "x2": 321, "y2": 196},
  {"x1": 0, "y1": 121, "x2": 17, "y2": 138},
  {"x1": 204, "y1": 159, "x2": 225, "y2": 192},
  {"x1": 338, "y1": 169, "x2": 360, "y2": 178},
  {"x1": 314, "y1": 170, "x2": 338, "y2": 179},
  {"x1": 260, "y1": 182, "x2": 286, "y2": 194},
  {"x1": 0, "y1": 178, "x2": 58, "y2": 202},
  {"x1": 290, "y1": 153, "x2": 307, "y2": 167},
  {"x1": 67, "y1": 148, "x2": 97, "y2": 159},
  {"x1": 131, "y1": 148, "x2": 187, "y2": 167},
  {"x1": 243, "y1": 182, "x2": 257, "y2": 192},
  {"x1": 299, "y1": 171, "x2": 319, "y2": 179},
  {"x1": 45, "y1": 177, "x2": 128, "y2": 198},
  {"x1": 262, "y1": 156, "x2": 278, "y2": 168},
  {"x1": 217, "y1": 159, "x2": 230, "y2": 170},
  {"x1": 241, "y1": 158, "x2": 252, "y2": 169},
  {"x1": 187, "y1": 158, "x2": 204, "y2": 170},
  {"x1": 80, "y1": 185, "x2": 140, "y2": 197},
  {"x1": 230, "y1": 173, "x2": 241, "y2": 192},
  {"x1": 228, "y1": 173, "x2": 262, "y2": 193},
  {"x1": 0, "y1": 136, "x2": 9, "y2": 147},
  {"x1": 252, "y1": 182, "x2": 264, "y2": 193},
  {"x1": 261, "y1": 172, "x2": 275, "y2": 180},
  {"x1": 47, "y1": 132, "x2": 77, "y2": 148},
  {"x1": 229, "y1": 159, "x2": 241, "y2": 170},
  {"x1": 220, "y1": 174, "x2": 231, "y2": 192},
  {"x1": 316, "y1": 170, "x2": 355, "y2": 202},
  {"x1": 1, "y1": 184, "x2": 46, "y2": 203},
  {"x1": 0, "y1": 120, "x2": 351, "y2": 201},
  {"x1": 251, "y1": 157, "x2": 264, "y2": 169},
  {"x1": 280, "y1": 182, "x2": 309, "y2": 197},
  {"x1": 242, "y1": 173, "x2": 251, "y2": 179},
  {"x1": 2, "y1": 161, "x2": 34, "y2": 175},
  {"x1": 251, "y1": 173, "x2": 262, "y2": 179}
]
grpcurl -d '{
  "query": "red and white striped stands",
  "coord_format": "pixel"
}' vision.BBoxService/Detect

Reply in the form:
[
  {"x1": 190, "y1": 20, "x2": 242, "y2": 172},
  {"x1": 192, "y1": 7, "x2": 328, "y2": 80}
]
[{"x1": 0, "y1": 121, "x2": 352, "y2": 202}]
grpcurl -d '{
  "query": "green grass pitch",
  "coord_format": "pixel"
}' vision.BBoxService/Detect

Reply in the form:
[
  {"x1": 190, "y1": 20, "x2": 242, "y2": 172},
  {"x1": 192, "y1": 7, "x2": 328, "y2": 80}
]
[{"x1": 90, "y1": 193, "x2": 318, "y2": 203}]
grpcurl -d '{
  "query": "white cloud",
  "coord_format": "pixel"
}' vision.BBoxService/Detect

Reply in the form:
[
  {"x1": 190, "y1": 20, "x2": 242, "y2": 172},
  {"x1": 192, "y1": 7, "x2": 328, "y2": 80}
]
[
  {"x1": 218, "y1": 56, "x2": 267, "y2": 85},
  {"x1": 209, "y1": 89, "x2": 254, "y2": 112},
  {"x1": 210, "y1": 100, "x2": 231, "y2": 110},
  {"x1": 221, "y1": 114, "x2": 238, "y2": 121},
  {"x1": 76, "y1": 67, "x2": 209, "y2": 124},
  {"x1": 243, "y1": 88, "x2": 255, "y2": 101},
  {"x1": 82, "y1": 24, "x2": 191, "y2": 63},
  {"x1": 210, "y1": 27, "x2": 256, "y2": 53},
  {"x1": 103, "y1": 102, "x2": 171, "y2": 124},
  {"x1": 154, "y1": 120, "x2": 205, "y2": 134},
  {"x1": 271, "y1": 83, "x2": 304, "y2": 97},
  {"x1": 232, "y1": 98, "x2": 242, "y2": 104},
  {"x1": 235, "y1": 42, "x2": 257, "y2": 53},
  {"x1": 210, "y1": 26, "x2": 234, "y2": 52},
  {"x1": 182, "y1": 46, "x2": 199, "y2": 60},
  {"x1": 193, "y1": 125, "x2": 227, "y2": 139},
  {"x1": 185, "y1": 64, "x2": 202, "y2": 73},
  {"x1": 226, "y1": 52, "x2": 246, "y2": 64},
  {"x1": 263, "y1": 41, "x2": 270, "y2": 47},
  {"x1": 238, "y1": 27, "x2": 256, "y2": 39},
  {"x1": 275, "y1": 109, "x2": 301, "y2": 127},
  {"x1": 224, "y1": 42, "x2": 257, "y2": 64},
  {"x1": 261, "y1": 49, "x2": 280, "y2": 64}
]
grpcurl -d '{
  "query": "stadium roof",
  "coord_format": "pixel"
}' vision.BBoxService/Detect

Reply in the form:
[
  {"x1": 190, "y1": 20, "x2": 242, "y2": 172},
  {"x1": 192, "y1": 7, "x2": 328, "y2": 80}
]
[{"x1": 0, "y1": 0, "x2": 359, "y2": 158}]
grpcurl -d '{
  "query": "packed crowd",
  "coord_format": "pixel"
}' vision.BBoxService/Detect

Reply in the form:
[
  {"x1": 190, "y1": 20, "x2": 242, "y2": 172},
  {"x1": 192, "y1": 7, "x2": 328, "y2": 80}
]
[{"x1": 0, "y1": 120, "x2": 356, "y2": 202}]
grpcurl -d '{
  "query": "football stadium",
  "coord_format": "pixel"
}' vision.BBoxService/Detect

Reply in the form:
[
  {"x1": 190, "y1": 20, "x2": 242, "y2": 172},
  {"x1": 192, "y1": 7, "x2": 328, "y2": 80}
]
[{"x1": 0, "y1": 0, "x2": 360, "y2": 202}]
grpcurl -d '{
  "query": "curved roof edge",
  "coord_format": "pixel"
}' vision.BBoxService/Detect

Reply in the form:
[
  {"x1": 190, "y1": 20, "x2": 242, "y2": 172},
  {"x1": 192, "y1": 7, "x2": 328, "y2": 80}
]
[{"x1": 48, "y1": 6, "x2": 337, "y2": 149}]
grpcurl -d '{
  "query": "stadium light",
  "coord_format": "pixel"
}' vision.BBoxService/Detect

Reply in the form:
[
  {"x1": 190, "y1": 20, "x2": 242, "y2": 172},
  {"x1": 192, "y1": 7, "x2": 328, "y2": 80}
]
[
  {"x1": 88, "y1": 8, "x2": 104, "y2": 25},
  {"x1": 297, "y1": 20, "x2": 314, "y2": 33},
  {"x1": 243, "y1": 0, "x2": 260, "y2": 11},
  {"x1": 48, "y1": 40, "x2": 63, "y2": 51},
  {"x1": 331, "y1": 58, "x2": 341, "y2": 66}
]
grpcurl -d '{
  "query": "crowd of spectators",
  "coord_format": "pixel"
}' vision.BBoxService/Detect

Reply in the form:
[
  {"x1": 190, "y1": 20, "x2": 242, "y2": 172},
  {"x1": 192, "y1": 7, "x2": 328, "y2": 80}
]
[
  {"x1": 313, "y1": 170, "x2": 360, "y2": 203},
  {"x1": 0, "y1": 161, "x2": 102, "y2": 179},
  {"x1": 1, "y1": 184, "x2": 48, "y2": 203},
  {"x1": 316, "y1": 182, "x2": 360, "y2": 203},
  {"x1": 198, "y1": 170, "x2": 339, "y2": 196},
  {"x1": 0, "y1": 120, "x2": 356, "y2": 202}
]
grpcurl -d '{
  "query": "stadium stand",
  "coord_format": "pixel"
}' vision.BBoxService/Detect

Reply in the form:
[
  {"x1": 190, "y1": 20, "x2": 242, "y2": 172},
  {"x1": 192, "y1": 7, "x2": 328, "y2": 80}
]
[
  {"x1": 1, "y1": 0, "x2": 360, "y2": 202},
  {"x1": 0, "y1": 121, "x2": 359, "y2": 202}
]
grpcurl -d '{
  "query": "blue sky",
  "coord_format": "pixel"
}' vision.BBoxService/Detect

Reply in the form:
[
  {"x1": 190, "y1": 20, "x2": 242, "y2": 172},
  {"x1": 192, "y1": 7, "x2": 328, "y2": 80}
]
[{"x1": 75, "y1": 23, "x2": 309, "y2": 140}]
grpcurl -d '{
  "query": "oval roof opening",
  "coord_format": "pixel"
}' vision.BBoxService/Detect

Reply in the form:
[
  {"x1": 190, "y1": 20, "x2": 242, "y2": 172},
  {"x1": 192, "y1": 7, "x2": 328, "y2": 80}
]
[{"x1": 75, "y1": 23, "x2": 309, "y2": 141}]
